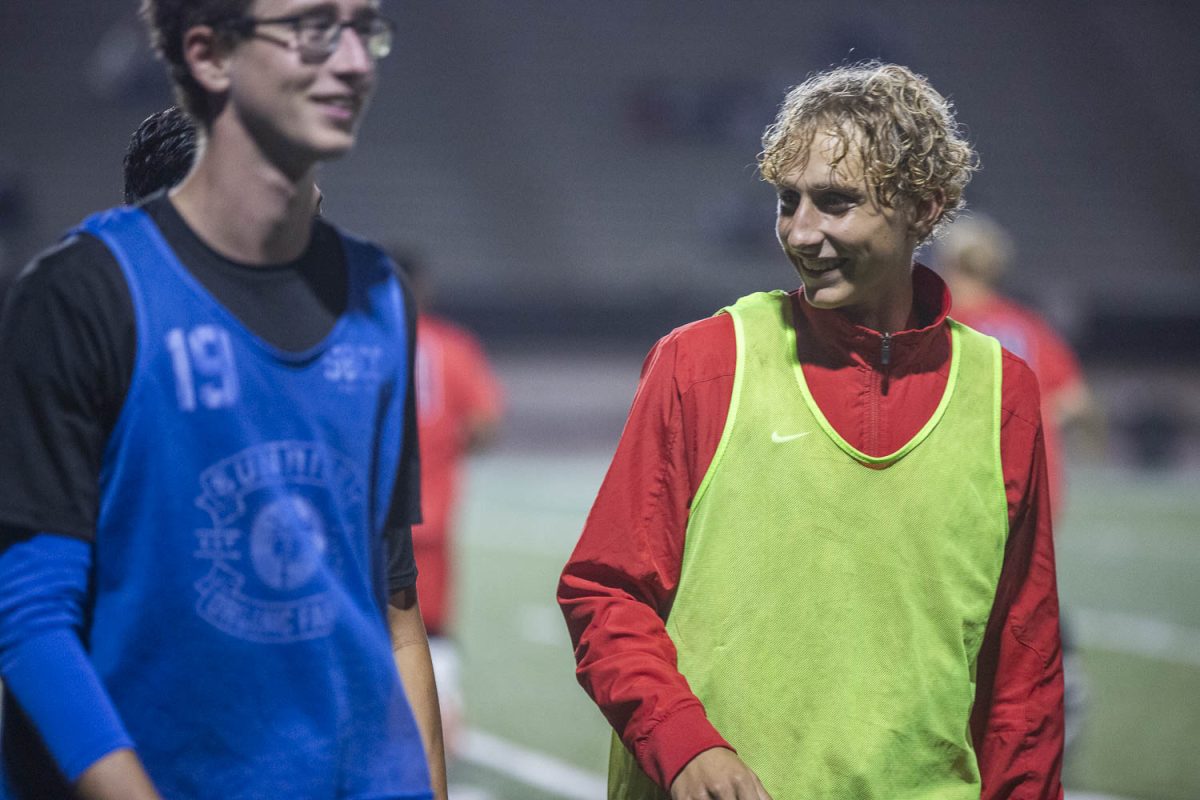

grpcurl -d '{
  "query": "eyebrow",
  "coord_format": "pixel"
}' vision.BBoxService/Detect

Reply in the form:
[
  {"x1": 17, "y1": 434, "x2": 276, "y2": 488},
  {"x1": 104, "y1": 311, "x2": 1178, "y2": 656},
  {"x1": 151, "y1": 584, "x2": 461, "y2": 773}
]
[
  {"x1": 273, "y1": 2, "x2": 381, "y2": 24},
  {"x1": 278, "y1": 1, "x2": 339, "y2": 17},
  {"x1": 284, "y1": 0, "x2": 382, "y2": 15},
  {"x1": 776, "y1": 180, "x2": 862, "y2": 194},
  {"x1": 813, "y1": 182, "x2": 862, "y2": 193}
]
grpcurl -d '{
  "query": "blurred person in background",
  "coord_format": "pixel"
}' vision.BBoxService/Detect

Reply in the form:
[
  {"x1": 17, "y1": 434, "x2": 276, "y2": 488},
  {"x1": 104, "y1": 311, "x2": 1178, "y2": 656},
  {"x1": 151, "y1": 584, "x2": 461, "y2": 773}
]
[
  {"x1": 936, "y1": 213, "x2": 1103, "y2": 756},
  {"x1": 559, "y1": 62, "x2": 1064, "y2": 800},
  {"x1": 0, "y1": 1, "x2": 446, "y2": 798},
  {"x1": 936, "y1": 214, "x2": 1102, "y2": 514},
  {"x1": 391, "y1": 248, "x2": 504, "y2": 756},
  {"x1": 121, "y1": 106, "x2": 198, "y2": 205}
]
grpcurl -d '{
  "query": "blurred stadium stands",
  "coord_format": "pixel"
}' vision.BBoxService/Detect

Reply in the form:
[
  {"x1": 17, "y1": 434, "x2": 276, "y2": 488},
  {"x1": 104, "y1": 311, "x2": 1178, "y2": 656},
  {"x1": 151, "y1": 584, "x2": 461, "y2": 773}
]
[{"x1": 3, "y1": 2, "x2": 1199, "y2": 434}]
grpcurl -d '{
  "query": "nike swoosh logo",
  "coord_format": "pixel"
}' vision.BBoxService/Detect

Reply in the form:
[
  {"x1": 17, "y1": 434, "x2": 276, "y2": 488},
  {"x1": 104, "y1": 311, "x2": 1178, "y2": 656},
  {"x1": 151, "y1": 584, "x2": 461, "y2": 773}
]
[{"x1": 771, "y1": 430, "x2": 811, "y2": 443}]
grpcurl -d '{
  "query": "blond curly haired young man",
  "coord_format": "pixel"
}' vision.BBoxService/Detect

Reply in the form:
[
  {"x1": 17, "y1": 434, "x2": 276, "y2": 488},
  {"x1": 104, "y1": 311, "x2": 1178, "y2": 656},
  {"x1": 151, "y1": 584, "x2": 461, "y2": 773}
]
[{"x1": 560, "y1": 62, "x2": 1063, "y2": 800}]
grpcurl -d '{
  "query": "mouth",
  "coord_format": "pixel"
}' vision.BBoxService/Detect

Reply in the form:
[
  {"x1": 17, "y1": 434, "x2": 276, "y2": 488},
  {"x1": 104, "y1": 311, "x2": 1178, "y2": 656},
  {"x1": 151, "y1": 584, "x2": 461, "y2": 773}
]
[
  {"x1": 798, "y1": 257, "x2": 847, "y2": 276},
  {"x1": 311, "y1": 95, "x2": 361, "y2": 122}
]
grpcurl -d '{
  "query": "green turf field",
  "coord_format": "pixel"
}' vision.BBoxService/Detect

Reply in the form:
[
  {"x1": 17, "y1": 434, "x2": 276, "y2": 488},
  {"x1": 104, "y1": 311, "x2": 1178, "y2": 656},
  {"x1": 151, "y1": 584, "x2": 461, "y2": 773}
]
[
  {"x1": 451, "y1": 454, "x2": 1200, "y2": 800},
  {"x1": 1056, "y1": 467, "x2": 1200, "y2": 799},
  {"x1": 455, "y1": 453, "x2": 613, "y2": 798}
]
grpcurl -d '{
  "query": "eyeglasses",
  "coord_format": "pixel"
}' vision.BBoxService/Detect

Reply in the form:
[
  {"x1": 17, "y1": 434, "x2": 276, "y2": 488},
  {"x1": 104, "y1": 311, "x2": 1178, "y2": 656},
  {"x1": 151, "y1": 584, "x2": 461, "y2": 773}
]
[{"x1": 222, "y1": 10, "x2": 396, "y2": 62}]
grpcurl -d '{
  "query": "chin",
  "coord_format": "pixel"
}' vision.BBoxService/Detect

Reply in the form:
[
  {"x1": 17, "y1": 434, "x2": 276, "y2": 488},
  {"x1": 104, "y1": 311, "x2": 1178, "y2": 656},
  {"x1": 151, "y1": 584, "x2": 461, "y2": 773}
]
[
  {"x1": 803, "y1": 295, "x2": 847, "y2": 312},
  {"x1": 320, "y1": 138, "x2": 357, "y2": 160},
  {"x1": 321, "y1": 145, "x2": 354, "y2": 161},
  {"x1": 304, "y1": 126, "x2": 358, "y2": 160},
  {"x1": 800, "y1": 282, "x2": 852, "y2": 310}
]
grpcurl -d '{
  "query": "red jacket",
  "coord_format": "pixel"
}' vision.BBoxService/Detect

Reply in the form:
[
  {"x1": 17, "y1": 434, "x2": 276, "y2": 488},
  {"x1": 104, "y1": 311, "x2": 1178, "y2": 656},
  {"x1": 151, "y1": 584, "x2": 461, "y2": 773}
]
[{"x1": 558, "y1": 266, "x2": 1064, "y2": 797}]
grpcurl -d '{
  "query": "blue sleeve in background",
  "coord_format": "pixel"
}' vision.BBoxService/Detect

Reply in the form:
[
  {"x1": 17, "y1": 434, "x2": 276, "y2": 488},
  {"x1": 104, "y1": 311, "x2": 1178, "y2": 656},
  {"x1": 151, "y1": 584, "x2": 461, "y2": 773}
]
[{"x1": 0, "y1": 533, "x2": 134, "y2": 781}]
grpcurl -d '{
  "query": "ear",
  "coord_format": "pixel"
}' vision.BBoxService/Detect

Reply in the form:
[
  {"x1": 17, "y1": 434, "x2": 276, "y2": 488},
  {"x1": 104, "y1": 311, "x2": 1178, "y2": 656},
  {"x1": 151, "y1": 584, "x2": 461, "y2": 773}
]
[
  {"x1": 183, "y1": 25, "x2": 235, "y2": 96},
  {"x1": 910, "y1": 189, "x2": 946, "y2": 241}
]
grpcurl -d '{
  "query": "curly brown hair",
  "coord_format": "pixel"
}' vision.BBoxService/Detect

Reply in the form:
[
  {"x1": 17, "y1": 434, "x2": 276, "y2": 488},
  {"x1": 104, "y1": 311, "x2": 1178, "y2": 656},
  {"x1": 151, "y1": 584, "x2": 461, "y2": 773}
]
[
  {"x1": 139, "y1": 0, "x2": 253, "y2": 124},
  {"x1": 759, "y1": 62, "x2": 978, "y2": 239}
]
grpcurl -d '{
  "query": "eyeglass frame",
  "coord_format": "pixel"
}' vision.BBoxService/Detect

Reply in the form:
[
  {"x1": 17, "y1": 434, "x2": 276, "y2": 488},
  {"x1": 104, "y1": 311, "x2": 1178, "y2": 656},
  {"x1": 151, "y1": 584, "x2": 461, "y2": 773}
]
[{"x1": 218, "y1": 10, "x2": 397, "y2": 62}]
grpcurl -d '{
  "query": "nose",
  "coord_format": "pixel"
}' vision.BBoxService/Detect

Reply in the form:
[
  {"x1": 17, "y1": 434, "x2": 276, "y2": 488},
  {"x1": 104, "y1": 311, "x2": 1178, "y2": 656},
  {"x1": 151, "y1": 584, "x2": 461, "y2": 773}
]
[
  {"x1": 328, "y1": 24, "x2": 375, "y2": 78},
  {"x1": 780, "y1": 197, "x2": 825, "y2": 253}
]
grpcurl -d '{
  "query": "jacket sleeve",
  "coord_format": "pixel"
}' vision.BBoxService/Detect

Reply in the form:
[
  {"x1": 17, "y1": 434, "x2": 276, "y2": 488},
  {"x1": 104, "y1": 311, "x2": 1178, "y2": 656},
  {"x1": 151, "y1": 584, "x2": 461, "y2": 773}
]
[
  {"x1": 556, "y1": 327, "x2": 732, "y2": 790},
  {"x1": 972, "y1": 353, "x2": 1065, "y2": 799}
]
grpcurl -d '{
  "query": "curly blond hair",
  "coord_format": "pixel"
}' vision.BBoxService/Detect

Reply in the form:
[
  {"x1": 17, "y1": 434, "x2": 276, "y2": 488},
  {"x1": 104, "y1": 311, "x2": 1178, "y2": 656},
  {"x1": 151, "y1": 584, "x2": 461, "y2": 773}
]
[{"x1": 759, "y1": 62, "x2": 978, "y2": 238}]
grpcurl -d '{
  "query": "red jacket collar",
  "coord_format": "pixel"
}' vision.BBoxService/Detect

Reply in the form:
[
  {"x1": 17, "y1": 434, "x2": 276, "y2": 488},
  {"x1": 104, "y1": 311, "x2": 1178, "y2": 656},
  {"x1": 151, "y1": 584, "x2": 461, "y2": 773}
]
[{"x1": 792, "y1": 264, "x2": 952, "y2": 372}]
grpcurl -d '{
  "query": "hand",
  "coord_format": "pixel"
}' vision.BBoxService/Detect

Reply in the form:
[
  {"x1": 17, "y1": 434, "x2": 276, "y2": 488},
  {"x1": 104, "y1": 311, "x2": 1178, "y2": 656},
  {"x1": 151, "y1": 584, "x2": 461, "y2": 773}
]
[
  {"x1": 669, "y1": 747, "x2": 773, "y2": 800},
  {"x1": 76, "y1": 749, "x2": 162, "y2": 800}
]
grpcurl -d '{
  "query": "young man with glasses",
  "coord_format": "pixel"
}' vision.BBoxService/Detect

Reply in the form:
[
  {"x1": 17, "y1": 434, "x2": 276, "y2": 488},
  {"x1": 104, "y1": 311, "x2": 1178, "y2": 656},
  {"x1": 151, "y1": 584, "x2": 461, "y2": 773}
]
[{"x1": 0, "y1": 1, "x2": 446, "y2": 798}]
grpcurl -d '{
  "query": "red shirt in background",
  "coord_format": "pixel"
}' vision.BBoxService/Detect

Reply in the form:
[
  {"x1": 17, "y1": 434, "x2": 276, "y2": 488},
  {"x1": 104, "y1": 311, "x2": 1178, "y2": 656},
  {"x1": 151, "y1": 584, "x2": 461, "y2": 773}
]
[{"x1": 413, "y1": 314, "x2": 504, "y2": 635}]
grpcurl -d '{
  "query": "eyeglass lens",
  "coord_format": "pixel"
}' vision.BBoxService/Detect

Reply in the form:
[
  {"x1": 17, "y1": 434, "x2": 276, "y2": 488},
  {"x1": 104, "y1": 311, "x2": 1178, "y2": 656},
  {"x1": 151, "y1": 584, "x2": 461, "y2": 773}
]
[{"x1": 299, "y1": 17, "x2": 392, "y2": 60}]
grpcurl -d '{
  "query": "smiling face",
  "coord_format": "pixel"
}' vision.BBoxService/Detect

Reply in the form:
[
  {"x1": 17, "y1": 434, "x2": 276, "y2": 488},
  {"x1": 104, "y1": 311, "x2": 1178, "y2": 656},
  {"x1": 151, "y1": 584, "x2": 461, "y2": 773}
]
[
  {"x1": 774, "y1": 130, "x2": 942, "y2": 332},
  {"x1": 222, "y1": 0, "x2": 380, "y2": 170}
]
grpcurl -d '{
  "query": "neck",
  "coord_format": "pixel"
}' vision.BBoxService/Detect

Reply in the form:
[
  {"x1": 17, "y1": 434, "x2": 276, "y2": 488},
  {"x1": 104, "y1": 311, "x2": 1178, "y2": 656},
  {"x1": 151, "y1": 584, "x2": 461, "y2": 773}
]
[
  {"x1": 169, "y1": 117, "x2": 318, "y2": 265},
  {"x1": 834, "y1": 279, "x2": 915, "y2": 335}
]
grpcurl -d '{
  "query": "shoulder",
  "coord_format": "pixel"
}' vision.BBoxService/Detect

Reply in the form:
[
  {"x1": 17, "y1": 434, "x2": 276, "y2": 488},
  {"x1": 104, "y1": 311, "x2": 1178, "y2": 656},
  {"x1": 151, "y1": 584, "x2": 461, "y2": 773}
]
[
  {"x1": 317, "y1": 218, "x2": 361, "y2": 253},
  {"x1": 954, "y1": 316, "x2": 1042, "y2": 434},
  {"x1": 7, "y1": 234, "x2": 127, "y2": 314},
  {"x1": 644, "y1": 312, "x2": 736, "y2": 397},
  {"x1": 999, "y1": 347, "x2": 1043, "y2": 434},
  {"x1": 655, "y1": 290, "x2": 795, "y2": 388},
  {"x1": 321, "y1": 223, "x2": 411, "y2": 308},
  {"x1": 317, "y1": 219, "x2": 386, "y2": 276}
]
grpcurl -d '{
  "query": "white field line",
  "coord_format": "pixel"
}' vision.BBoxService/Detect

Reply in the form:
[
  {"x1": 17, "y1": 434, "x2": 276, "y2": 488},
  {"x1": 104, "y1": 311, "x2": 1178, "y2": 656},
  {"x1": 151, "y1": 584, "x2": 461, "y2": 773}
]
[
  {"x1": 448, "y1": 786, "x2": 497, "y2": 800},
  {"x1": 460, "y1": 728, "x2": 607, "y2": 800},
  {"x1": 1073, "y1": 607, "x2": 1200, "y2": 667}
]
